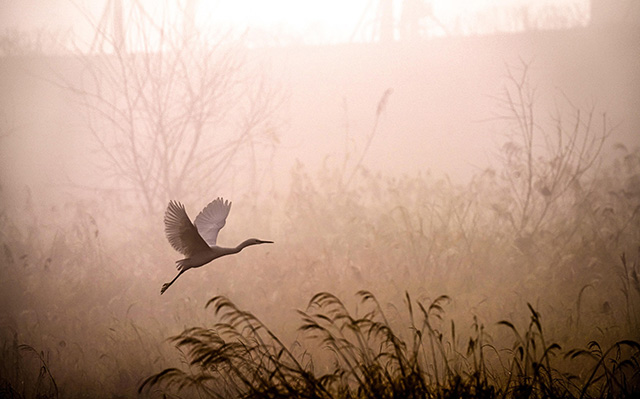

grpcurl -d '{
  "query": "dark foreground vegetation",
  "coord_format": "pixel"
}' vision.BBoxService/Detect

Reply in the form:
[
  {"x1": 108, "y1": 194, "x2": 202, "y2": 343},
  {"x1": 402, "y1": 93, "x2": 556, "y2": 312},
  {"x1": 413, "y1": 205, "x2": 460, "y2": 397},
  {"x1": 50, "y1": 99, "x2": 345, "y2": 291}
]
[
  {"x1": 138, "y1": 289, "x2": 640, "y2": 399},
  {"x1": 3, "y1": 285, "x2": 639, "y2": 398}
]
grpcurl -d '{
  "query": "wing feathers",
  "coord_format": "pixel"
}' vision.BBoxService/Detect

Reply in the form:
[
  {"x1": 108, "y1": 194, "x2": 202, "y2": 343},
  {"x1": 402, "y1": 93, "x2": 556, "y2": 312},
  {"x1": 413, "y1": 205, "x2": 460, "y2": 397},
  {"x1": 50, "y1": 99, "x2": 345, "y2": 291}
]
[
  {"x1": 164, "y1": 200, "x2": 210, "y2": 256},
  {"x1": 194, "y1": 197, "x2": 231, "y2": 246}
]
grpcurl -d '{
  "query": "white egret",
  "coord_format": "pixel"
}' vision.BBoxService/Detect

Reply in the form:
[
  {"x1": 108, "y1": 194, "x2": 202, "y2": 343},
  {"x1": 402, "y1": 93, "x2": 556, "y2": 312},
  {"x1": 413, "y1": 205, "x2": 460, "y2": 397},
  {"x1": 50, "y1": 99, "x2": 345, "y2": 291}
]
[{"x1": 161, "y1": 197, "x2": 273, "y2": 295}]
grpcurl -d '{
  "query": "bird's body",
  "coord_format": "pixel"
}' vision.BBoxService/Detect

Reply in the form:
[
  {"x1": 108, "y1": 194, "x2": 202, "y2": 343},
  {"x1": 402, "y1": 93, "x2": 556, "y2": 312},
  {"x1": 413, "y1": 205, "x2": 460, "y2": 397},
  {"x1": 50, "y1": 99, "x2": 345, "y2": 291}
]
[{"x1": 161, "y1": 198, "x2": 272, "y2": 294}]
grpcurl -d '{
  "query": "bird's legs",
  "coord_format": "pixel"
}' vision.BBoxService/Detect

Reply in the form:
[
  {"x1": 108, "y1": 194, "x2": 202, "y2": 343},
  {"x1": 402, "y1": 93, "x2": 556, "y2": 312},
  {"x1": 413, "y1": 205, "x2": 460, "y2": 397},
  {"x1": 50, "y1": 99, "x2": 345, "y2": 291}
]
[
  {"x1": 176, "y1": 259, "x2": 191, "y2": 272},
  {"x1": 160, "y1": 269, "x2": 186, "y2": 295},
  {"x1": 160, "y1": 259, "x2": 193, "y2": 294}
]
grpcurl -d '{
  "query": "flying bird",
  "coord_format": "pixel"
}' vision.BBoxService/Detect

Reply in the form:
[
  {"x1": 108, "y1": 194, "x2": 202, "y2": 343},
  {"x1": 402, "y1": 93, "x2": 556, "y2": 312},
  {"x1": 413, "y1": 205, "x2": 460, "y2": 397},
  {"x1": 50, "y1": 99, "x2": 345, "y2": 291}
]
[{"x1": 161, "y1": 197, "x2": 273, "y2": 294}]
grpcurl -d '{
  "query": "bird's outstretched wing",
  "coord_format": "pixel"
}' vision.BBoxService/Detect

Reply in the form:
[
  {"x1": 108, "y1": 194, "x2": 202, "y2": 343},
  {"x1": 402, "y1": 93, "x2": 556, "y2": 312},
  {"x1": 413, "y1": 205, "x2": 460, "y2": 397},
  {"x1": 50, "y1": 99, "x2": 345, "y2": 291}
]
[
  {"x1": 194, "y1": 197, "x2": 231, "y2": 246},
  {"x1": 164, "y1": 200, "x2": 210, "y2": 256}
]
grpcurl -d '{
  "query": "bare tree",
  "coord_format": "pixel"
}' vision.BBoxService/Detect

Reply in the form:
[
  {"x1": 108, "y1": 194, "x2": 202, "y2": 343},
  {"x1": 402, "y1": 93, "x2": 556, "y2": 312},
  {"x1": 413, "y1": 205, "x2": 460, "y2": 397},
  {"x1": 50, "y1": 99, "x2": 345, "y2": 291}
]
[
  {"x1": 492, "y1": 61, "x2": 609, "y2": 254},
  {"x1": 61, "y1": 0, "x2": 281, "y2": 214}
]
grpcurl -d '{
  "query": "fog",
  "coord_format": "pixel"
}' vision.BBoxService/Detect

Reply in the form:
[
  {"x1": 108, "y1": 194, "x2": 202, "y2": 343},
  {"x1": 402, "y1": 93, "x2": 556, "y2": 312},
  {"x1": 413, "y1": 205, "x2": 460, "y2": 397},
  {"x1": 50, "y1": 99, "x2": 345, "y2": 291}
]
[{"x1": 1, "y1": 1, "x2": 639, "y2": 398}]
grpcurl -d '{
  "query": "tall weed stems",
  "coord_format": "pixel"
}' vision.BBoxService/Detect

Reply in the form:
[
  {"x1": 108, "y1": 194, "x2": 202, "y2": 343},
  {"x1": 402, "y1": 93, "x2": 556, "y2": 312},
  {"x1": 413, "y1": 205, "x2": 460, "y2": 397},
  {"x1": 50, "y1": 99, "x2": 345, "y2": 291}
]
[{"x1": 140, "y1": 291, "x2": 639, "y2": 398}]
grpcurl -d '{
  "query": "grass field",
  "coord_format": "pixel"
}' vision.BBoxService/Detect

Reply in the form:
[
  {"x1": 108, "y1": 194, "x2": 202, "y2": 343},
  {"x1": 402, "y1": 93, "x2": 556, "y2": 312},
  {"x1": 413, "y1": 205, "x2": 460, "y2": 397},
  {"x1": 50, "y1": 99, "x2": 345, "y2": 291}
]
[
  {"x1": 1, "y1": 66, "x2": 639, "y2": 398},
  {"x1": 1, "y1": 140, "x2": 639, "y2": 397}
]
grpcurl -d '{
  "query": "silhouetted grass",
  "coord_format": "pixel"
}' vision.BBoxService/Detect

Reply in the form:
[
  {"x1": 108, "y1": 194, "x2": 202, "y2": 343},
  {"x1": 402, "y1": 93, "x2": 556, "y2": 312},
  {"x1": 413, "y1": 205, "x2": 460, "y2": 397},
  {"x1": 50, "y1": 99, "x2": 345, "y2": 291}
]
[
  {"x1": 0, "y1": 339, "x2": 58, "y2": 399},
  {"x1": 139, "y1": 292, "x2": 639, "y2": 398},
  {"x1": 140, "y1": 295, "x2": 329, "y2": 398}
]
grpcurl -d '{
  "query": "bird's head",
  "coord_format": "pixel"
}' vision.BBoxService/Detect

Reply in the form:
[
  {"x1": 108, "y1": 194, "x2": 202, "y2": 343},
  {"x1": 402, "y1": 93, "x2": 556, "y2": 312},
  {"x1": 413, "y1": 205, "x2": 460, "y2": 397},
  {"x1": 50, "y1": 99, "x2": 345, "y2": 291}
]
[{"x1": 243, "y1": 238, "x2": 274, "y2": 247}]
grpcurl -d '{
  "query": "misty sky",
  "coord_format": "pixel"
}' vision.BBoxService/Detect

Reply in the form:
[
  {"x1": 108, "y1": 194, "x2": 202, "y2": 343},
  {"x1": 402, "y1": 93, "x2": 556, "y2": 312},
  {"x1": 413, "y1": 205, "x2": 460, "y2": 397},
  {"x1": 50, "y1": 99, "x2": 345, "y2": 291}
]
[
  {"x1": 0, "y1": 0, "x2": 589, "y2": 47},
  {"x1": 1, "y1": 0, "x2": 633, "y2": 201}
]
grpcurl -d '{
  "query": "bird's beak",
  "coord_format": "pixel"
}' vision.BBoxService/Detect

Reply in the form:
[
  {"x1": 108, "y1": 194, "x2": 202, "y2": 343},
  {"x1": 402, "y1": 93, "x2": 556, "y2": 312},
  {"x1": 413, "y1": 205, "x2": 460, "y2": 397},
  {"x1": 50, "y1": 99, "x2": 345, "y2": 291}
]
[{"x1": 259, "y1": 240, "x2": 274, "y2": 244}]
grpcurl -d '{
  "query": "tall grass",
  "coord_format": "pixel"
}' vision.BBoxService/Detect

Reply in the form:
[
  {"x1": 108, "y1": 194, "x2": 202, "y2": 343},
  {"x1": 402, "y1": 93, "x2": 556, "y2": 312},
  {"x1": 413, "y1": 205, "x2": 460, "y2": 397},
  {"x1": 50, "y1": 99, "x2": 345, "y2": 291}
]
[
  {"x1": 0, "y1": 336, "x2": 58, "y2": 399},
  {"x1": 140, "y1": 295, "x2": 328, "y2": 398},
  {"x1": 1, "y1": 144, "x2": 638, "y2": 397},
  {"x1": 139, "y1": 291, "x2": 639, "y2": 398}
]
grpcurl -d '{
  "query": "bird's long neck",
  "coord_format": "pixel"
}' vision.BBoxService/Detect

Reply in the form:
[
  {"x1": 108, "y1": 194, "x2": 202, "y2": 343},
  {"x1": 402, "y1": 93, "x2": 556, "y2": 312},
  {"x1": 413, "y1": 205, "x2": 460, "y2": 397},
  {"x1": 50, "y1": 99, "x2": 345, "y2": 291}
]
[
  {"x1": 213, "y1": 239, "x2": 255, "y2": 257},
  {"x1": 236, "y1": 239, "x2": 258, "y2": 252}
]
